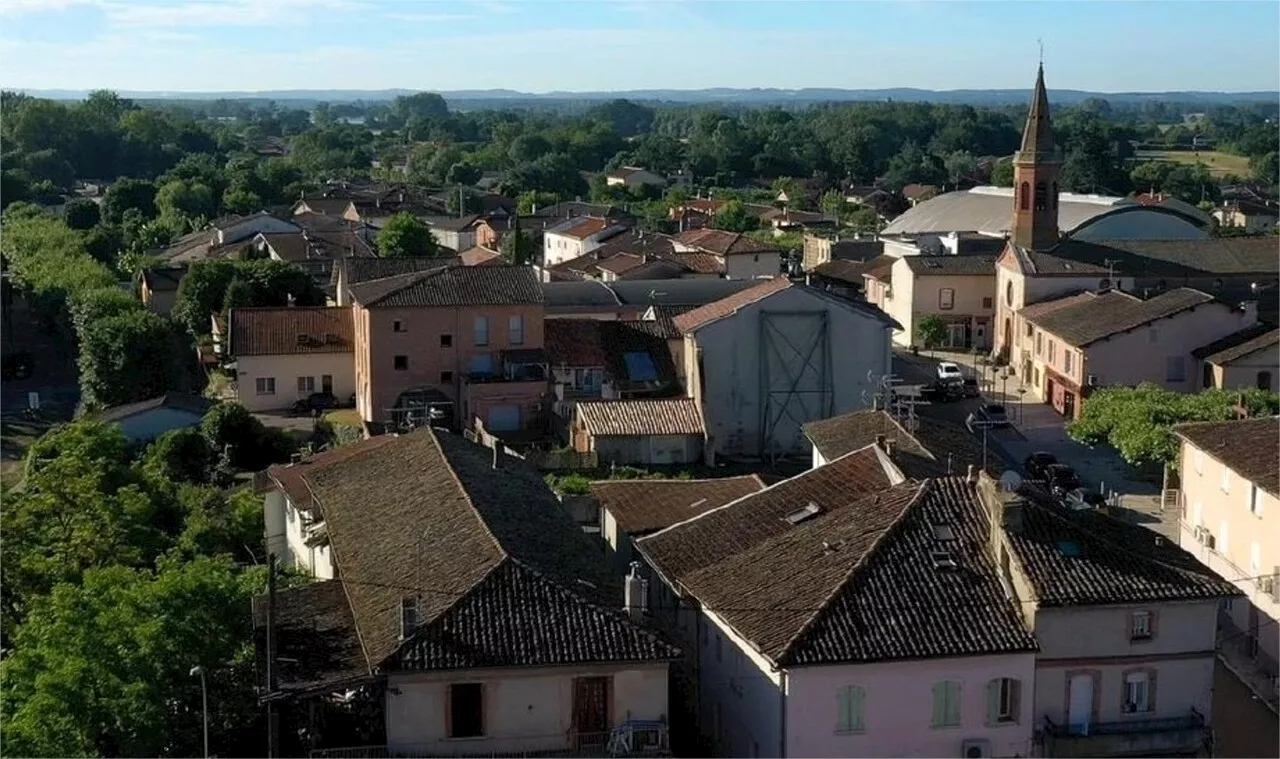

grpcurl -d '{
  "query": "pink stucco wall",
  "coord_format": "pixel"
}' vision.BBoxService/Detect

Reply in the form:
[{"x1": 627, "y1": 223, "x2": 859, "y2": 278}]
[
  {"x1": 354, "y1": 302, "x2": 545, "y2": 424},
  {"x1": 786, "y1": 653, "x2": 1037, "y2": 758}
]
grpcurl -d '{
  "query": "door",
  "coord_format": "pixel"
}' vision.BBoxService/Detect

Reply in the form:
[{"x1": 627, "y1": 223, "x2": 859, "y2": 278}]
[
  {"x1": 1068, "y1": 674, "x2": 1093, "y2": 735},
  {"x1": 947, "y1": 323, "x2": 967, "y2": 348},
  {"x1": 974, "y1": 322, "x2": 987, "y2": 349},
  {"x1": 573, "y1": 676, "x2": 610, "y2": 750},
  {"x1": 1063, "y1": 391, "x2": 1076, "y2": 419}
]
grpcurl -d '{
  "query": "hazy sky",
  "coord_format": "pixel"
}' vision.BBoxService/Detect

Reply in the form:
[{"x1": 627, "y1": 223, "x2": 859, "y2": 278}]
[{"x1": 2, "y1": 0, "x2": 1278, "y2": 94}]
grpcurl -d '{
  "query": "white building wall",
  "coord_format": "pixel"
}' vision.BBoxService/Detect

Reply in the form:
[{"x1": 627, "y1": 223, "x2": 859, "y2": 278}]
[
  {"x1": 384, "y1": 664, "x2": 669, "y2": 755},
  {"x1": 695, "y1": 606, "x2": 784, "y2": 758},
  {"x1": 234, "y1": 352, "x2": 356, "y2": 412}
]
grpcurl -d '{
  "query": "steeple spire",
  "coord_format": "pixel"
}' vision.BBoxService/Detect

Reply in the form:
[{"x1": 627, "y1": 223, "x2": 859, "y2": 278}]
[{"x1": 1017, "y1": 64, "x2": 1058, "y2": 161}]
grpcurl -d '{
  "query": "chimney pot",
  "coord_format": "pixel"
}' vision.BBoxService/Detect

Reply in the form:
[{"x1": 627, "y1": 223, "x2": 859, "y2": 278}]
[
  {"x1": 875, "y1": 434, "x2": 887, "y2": 450},
  {"x1": 966, "y1": 464, "x2": 977, "y2": 483}
]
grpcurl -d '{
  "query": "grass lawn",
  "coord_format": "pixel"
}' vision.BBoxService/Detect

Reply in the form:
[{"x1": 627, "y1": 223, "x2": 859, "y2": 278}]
[
  {"x1": 0, "y1": 418, "x2": 50, "y2": 490},
  {"x1": 1133, "y1": 149, "x2": 1252, "y2": 177},
  {"x1": 322, "y1": 409, "x2": 363, "y2": 427}
]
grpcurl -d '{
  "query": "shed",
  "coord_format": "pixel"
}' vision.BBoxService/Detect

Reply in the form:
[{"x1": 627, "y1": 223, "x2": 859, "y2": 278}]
[
  {"x1": 572, "y1": 398, "x2": 706, "y2": 466},
  {"x1": 92, "y1": 392, "x2": 214, "y2": 442}
]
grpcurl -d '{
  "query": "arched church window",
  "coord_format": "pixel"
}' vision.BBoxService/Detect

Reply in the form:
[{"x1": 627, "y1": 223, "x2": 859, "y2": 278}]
[
  {"x1": 1019, "y1": 182, "x2": 1030, "y2": 211},
  {"x1": 1034, "y1": 182, "x2": 1047, "y2": 211}
]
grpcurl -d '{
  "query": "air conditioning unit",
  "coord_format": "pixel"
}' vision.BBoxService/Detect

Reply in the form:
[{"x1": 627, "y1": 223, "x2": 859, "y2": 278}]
[
  {"x1": 962, "y1": 738, "x2": 992, "y2": 758},
  {"x1": 1086, "y1": 374, "x2": 1099, "y2": 386},
  {"x1": 1122, "y1": 701, "x2": 1138, "y2": 714},
  {"x1": 1193, "y1": 526, "x2": 1207, "y2": 543},
  {"x1": 1260, "y1": 575, "x2": 1276, "y2": 595},
  {"x1": 1205, "y1": 533, "x2": 1217, "y2": 550}
]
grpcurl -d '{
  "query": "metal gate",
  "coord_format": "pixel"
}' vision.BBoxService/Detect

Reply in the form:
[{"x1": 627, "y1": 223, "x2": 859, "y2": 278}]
[{"x1": 758, "y1": 310, "x2": 833, "y2": 461}]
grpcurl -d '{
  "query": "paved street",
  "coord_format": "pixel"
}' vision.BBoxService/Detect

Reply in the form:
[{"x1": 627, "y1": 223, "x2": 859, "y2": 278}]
[{"x1": 1213, "y1": 658, "x2": 1280, "y2": 758}]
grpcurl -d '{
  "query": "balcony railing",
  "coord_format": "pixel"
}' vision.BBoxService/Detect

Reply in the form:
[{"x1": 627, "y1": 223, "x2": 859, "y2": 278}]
[
  {"x1": 312, "y1": 725, "x2": 669, "y2": 759},
  {"x1": 1043, "y1": 707, "x2": 1205, "y2": 738}
]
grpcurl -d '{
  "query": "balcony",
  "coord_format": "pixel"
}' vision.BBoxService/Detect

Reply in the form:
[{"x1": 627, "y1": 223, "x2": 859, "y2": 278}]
[
  {"x1": 1042, "y1": 708, "x2": 1209, "y2": 758},
  {"x1": 311, "y1": 724, "x2": 670, "y2": 758}
]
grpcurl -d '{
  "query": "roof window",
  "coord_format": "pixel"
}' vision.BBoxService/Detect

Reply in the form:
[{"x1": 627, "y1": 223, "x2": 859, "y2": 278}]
[{"x1": 784, "y1": 502, "x2": 822, "y2": 525}]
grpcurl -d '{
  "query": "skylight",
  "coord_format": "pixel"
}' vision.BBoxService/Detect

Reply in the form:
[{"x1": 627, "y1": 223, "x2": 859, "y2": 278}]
[
  {"x1": 624, "y1": 351, "x2": 659, "y2": 382},
  {"x1": 1057, "y1": 540, "x2": 1082, "y2": 557},
  {"x1": 784, "y1": 502, "x2": 822, "y2": 525}
]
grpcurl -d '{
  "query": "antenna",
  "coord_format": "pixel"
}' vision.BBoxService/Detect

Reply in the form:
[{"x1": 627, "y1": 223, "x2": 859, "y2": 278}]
[{"x1": 1038, "y1": 38, "x2": 1044, "y2": 66}]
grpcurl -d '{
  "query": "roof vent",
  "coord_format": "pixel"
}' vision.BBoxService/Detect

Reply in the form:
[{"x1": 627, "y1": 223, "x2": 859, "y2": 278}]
[
  {"x1": 784, "y1": 502, "x2": 822, "y2": 525},
  {"x1": 930, "y1": 549, "x2": 959, "y2": 570}
]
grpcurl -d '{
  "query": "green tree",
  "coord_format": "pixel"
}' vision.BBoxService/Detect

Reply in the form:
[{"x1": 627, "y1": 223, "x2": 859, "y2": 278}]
[
  {"x1": 221, "y1": 276, "x2": 255, "y2": 318},
  {"x1": 1250, "y1": 151, "x2": 1279, "y2": 186},
  {"x1": 711, "y1": 199, "x2": 759, "y2": 233},
  {"x1": 915, "y1": 314, "x2": 947, "y2": 352},
  {"x1": 820, "y1": 190, "x2": 849, "y2": 221},
  {"x1": 80, "y1": 223, "x2": 123, "y2": 264},
  {"x1": 141, "y1": 427, "x2": 214, "y2": 486},
  {"x1": 155, "y1": 178, "x2": 216, "y2": 226},
  {"x1": 62, "y1": 197, "x2": 101, "y2": 230},
  {"x1": 0, "y1": 558, "x2": 267, "y2": 758},
  {"x1": 201, "y1": 402, "x2": 296, "y2": 471},
  {"x1": 499, "y1": 226, "x2": 536, "y2": 266},
  {"x1": 990, "y1": 158, "x2": 1014, "y2": 187},
  {"x1": 517, "y1": 190, "x2": 559, "y2": 214},
  {"x1": 102, "y1": 178, "x2": 157, "y2": 225},
  {"x1": 377, "y1": 211, "x2": 442, "y2": 258},
  {"x1": 78, "y1": 308, "x2": 192, "y2": 409},
  {"x1": 1067, "y1": 384, "x2": 1280, "y2": 468}
]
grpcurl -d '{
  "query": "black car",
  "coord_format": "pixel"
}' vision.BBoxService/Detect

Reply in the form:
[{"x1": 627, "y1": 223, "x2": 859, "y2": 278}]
[
  {"x1": 919, "y1": 381, "x2": 964, "y2": 404},
  {"x1": 1024, "y1": 452, "x2": 1058, "y2": 481},
  {"x1": 1045, "y1": 464, "x2": 1082, "y2": 496},
  {"x1": 961, "y1": 377, "x2": 980, "y2": 398}
]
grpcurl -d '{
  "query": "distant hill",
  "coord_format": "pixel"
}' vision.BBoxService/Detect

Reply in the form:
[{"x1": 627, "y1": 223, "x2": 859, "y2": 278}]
[{"x1": 18, "y1": 86, "x2": 1279, "y2": 107}]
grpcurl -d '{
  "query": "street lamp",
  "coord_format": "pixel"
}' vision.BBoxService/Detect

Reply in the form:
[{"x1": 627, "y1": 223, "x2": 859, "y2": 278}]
[
  {"x1": 190, "y1": 665, "x2": 209, "y2": 759},
  {"x1": 1017, "y1": 387, "x2": 1028, "y2": 424},
  {"x1": 1000, "y1": 368, "x2": 1011, "y2": 403}
]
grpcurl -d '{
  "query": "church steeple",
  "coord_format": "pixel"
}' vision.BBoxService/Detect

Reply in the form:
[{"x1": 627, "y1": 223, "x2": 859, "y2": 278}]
[{"x1": 1011, "y1": 63, "x2": 1062, "y2": 250}]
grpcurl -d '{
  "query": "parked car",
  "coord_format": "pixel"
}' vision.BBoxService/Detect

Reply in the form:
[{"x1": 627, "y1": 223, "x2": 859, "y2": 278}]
[
  {"x1": 1045, "y1": 464, "x2": 1082, "y2": 496},
  {"x1": 937, "y1": 361, "x2": 963, "y2": 383},
  {"x1": 1064, "y1": 488, "x2": 1107, "y2": 511},
  {"x1": 920, "y1": 381, "x2": 964, "y2": 403},
  {"x1": 966, "y1": 403, "x2": 1010, "y2": 431},
  {"x1": 961, "y1": 377, "x2": 980, "y2": 398},
  {"x1": 1024, "y1": 451, "x2": 1058, "y2": 481}
]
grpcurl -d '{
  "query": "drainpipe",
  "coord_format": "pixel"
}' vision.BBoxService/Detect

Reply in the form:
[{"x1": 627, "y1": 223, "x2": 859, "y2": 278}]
[{"x1": 779, "y1": 669, "x2": 788, "y2": 758}]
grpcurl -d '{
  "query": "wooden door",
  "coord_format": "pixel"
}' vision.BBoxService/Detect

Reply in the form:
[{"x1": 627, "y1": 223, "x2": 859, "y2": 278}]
[{"x1": 573, "y1": 676, "x2": 610, "y2": 749}]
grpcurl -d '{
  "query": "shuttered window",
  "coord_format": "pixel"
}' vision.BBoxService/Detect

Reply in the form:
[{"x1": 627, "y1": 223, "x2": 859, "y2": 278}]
[
  {"x1": 835, "y1": 685, "x2": 865, "y2": 733},
  {"x1": 931, "y1": 681, "x2": 961, "y2": 728},
  {"x1": 986, "y1": 678, "x2": 1021, "y2": 724}
]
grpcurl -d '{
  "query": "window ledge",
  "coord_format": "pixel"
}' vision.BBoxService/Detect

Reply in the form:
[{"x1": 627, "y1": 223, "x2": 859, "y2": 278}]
[
  {"x1": 833, "y1": 728, "x2": 866, "y2": 736},
  {"x1": 443, "y1": 736, "x2": 489, "y2": 742},
  {"x1": 1129, "y1": 635, "x2": 1153, "y2": 643},
  {"x1": 930, "y1": 723, "x2": 962, "y2": 730}
]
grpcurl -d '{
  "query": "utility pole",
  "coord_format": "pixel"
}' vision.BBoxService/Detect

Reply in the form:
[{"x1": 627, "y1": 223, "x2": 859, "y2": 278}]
[{"x1": 266, "y1": 552, "x2": 279, "y2": 759}]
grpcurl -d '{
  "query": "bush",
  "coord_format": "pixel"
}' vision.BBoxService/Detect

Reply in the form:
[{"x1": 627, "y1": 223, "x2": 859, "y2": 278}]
[
  {"x1": 544, "y1": 472, "x2": 591, "y2": 495},
  {"x1": 200, "y1": 402, "x2": 298, "y2": 471},
  {"x1": 142, "y1": 428, "x2": 214, "y2": 485},
  {"x1": 63, "y1": 198, "x2": 101, "y2": 230}
]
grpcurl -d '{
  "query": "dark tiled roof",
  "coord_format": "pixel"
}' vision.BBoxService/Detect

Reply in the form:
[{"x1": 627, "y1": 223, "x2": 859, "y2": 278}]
[
  {"x1": 545, "y1": 319, "x2": 609, "y2": 366},
  {"x1": 803, "y1": 410, "x2": 1009, "y2": 480},
  {"x1": 1024, "y1": 287, "x2": 1218, "y2": 347},
  {"x1": 861, "y1": 254, "x2": 897, "y2": 281},
  {"x1": 1024, "y1": 238, "x2": 1280, "y2": 277},
  {"x1": 332, "y1": 256, "x2": 459, "y2": 289},
  {"x1": 93, "y1": 392, "x2": 213, "y2": 424},
  {"x1": 1006, "y1": 486, "x2": 1243, "y2": 607},
  {"x1": 1192, "y1": 324, "x2": 1279, "y2": 364},
  {"x1": 673, "y1": 277, "x2": 793, "y2": 333},
  {"x1": 805, "y1": 410, "x2": 928, "y2": 463},
  {"x1": 540, "y1": 281, "x2": 622, "y2": 308},
  {"x1": 266, "y1": 434, "x2": 400, "y2": 513},
  {"x1": 1175, "y1": 417, "x2": 1280, "y2": 496},
  {"x1": 308, "y1": 429, "x2": 677, "y2": 671},
  {"x1": 252, "y1": 580, "x2": 369, "y2": 693},
  {"x1": 347, "y1": 265, "x2": 542, "y2": 308},
  {"x1": 812, "y1": 259, "x2": 873, "y2": 285},
  {"x1": 589, "y1": 230, "x2": 678, "y2": 260},
  {"x1": 577, "y1": 398, "x2": 705, "y2": 437},
  {"x1": 260, "y1": 230, "x2": 374, "y2": 263},
  {"x1": 670, "y1": 251, "x2": 725, "y2": 274},
  {"x1": 828, "y1": 239, "x2": 885, "y2": 262},
  {"x1": 591, "y1": 476, "x2": 767, "y2": 536},
  {"x1": 608, "y1": 279, "x2": 760, "y2": 307},
  {"x1": 903, "y1": 254, "x2": 999, "y2": 276},
  {"x1": 228, "y1": 307, "x2": 354, "y2": 356},
  {"x1": 428, "y1": 214, "x2": 482, "y2": 232},
  {"x1": 532, "y1": 202, "x2": 633, "y2": 221}
]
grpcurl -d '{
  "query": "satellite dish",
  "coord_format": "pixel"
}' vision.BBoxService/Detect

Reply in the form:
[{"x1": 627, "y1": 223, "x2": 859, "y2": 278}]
[{"x1": 999, "y1": 470, "x2": 1023, "y2": 492}]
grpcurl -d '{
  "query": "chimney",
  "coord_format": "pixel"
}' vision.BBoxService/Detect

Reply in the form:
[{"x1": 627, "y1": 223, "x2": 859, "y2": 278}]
[
  {"x1": 492, "y1": 444, "x2": 501, "y2": 470},
  {"x1": 875, "y1": 434, "x2": 887, "y2": 451},
  {"x1": 966, "y1": 464, "x2": 977, "y2": 484},
  {"x1": 624, "y1": 562, "x2": 648, "y2": 620},
  {"x1": 884, "y1": 439, "x2": 894, "y2": 457}
]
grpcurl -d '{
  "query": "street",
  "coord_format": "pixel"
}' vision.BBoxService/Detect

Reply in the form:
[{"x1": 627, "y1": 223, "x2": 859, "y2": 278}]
[{"x1": 1213, "y1": 658, "x2": 1280, "y2": 758}]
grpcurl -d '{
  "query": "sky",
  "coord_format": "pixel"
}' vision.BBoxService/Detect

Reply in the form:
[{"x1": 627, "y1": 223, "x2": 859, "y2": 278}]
[{"x1": 1, "y1": 0, "x2": 1278, "y2": 94}]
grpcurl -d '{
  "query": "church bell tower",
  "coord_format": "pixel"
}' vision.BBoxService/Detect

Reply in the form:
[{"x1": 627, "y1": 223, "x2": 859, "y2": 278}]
[{"x1": 1011, "y1": 64, "x2": 1062, "y2": 250}]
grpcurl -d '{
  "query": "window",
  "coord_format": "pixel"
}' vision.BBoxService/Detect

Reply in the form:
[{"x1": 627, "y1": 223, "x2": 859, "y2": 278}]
[
  {"x1": 1148, "y1": 328, "x2": 1158, "y2": 343},
  {"x1": 394, "y1": 355, "x2": 408, "y2": 371},
  {"x1": 448, "y1": 683, "x2": 485, "y2": 738},
  {"x1": 1006, "y1": 281, "x2": 1015, "y2": 307},
  {"x1": 1130, "y1": 611, "x2": 1153, "y2": 641},
  {"x1": 835, "y1": 685, "x2": 866, "y2": 733},
  {"x1": 322, "y1": 374, "x2": 333, "y2": 394},
  {"x1": 1249, "y1": 484, "x2": 1261, "y2": 515},
  {"x1": 939, "y1": 288, "x2": 955, "y2": 310},
  {"x1": 987, "y1": 678, "x2": 1021, "y2": 724},
  {"x1": 1218, "y1": 520, "x2": 1229, "y2": 553},
  {"x1": 1221, "y1": 468, "x2": 1232, "y2": 493},
  {"x1": 982, "y1": 296, "x2": 993, "y2": 309},
  {"x1": 393, "y1": 320, "x2": 406, "y2": 333},
  {"x1": 1048, "y1": 340, "x2": 1057, "y2": 363},
  {"x1": 1123, "y1": 672, "x2": 1152, "y2": 713},
  {"x1": 1064, "y1": 351, "x2": 1074, "y2": 374},
  {"x1": 256, "y1": 377, "x2": 276, "y2": 395},
  {"x1": 1194, "y1": 450, "x2": 1204, "y2": 474},
  {"x1": 440, "y1": 371, "x2": 454, "y2": 384},
  {"x1": 470, "y1": 353, "x2": 494, "y2": 376},
  {"x1": 931, "y1": 681, "x2": 962, "y2": 728},
  {"x1": 1019, "y1": 181, "x2": 1030, "y2": 211},
  {"x1": 1251, "y1": 541, "x2": 1262, "y2": 576},
  {"x1": 1258, "y1": 371, "x2": 1273, "y2": 390},
  {"x1": 508, "y1": 315, "x2": 524, "y2": 346},
  {"x1": 1025, "y1": 321, "x2": 1034, "y2": 338},
  {"x1": 297, "y1": 376, "x2": 315, "y2": 394},
  {"x1": 440, "y1": 334, "x2": 453, "y2": 348},
  {"x1": 1034, "y1": 182, "x2": 1047, "y2": 211},
  {"x1": 473, "y1": 316, "x2": 489, "y2": 346},
  {"x1": 1036, "y1": 332, "x2": 1043, "y2": 355},
  {"x1": 1165, "y1": 357, "x2": 1186, "y2": 383}
]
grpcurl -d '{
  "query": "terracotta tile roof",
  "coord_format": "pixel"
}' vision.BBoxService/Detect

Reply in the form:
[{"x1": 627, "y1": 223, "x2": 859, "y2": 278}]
[
  {"x1": 1175, "y1": 416, "x2": 1280, "y2": 496},
  {"x1": 347, "y1": 264, "x2": 542, "y2": 308},
  {"x1": 860, "y1": 254, "x2": 896, "y2": 282},
  {"x1": 429, "y1": 214, "x2": 483, "y2": 232},
  {"x1": 1192, "y1": 324, "x2": 1280, "y2": 364},
  {"x1": 673, "y1": 228, "x2": 780, "y2": 256},
  {"x1": 903, "y1": 254, "x2": 999, "y2": 276},
  {"x1": 545, "y1": 319, "x2": 609, "y2": 367},
  {"x1": 670, "y1": 251, "x2": 724, "y2": 274},
  {"x1": 672, "y1": 277, "x2": 793, "y2": 333},
  {"x1": 549, "y1": 216, "x2": 620, "y2": 240},
  {"x1": 901, "y1": 183, "x2": 938, "y2": 200},
  {"x1": 641, "y1": 453, "x2": 1035, "y2": 665},
  {"x1": 228, "y1": 307, "x2": 354, "y2": 357},
  {"x1": 1023, "y1": 287, "x2": 1219, "y2": 347},
  {"x1": 265, "y1": 434, "x2": 400, "y2": 512},
  {"x1": 577, "y1": 398, "x2": 704, "y2": 437},
  {"x1": 591, "y1": 476, "x2": 767, "y2": 536},
  {"x1": 1006, "y1": 485, "x2": 1243, "y2": 607},
  {"x1": 332, "y1": 256, "x2": 460, "y2": 289},
  {"x1": 304, "y1": 429, "x2": 677, "y2": 672},
  {"x1": 458, "y1": 246, "x2": 505, "y2": 266},
  {"x1": 595, "y1": 253, "x2": 645, "y2": 275},
  {"x1": 1023, "y1": 238, "x2": 1280, "y2": 277},
  {"x1": 803, "y1": 410, "x2": 1009, "y2": 480}
]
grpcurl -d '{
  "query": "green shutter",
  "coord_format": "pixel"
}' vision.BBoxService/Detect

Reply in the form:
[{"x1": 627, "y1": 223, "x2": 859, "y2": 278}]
[
  {"x1": 850, "y1": 686, "x2": 865, "y2": 732},
  {"x1": 986, "y1": 679, "x2": 1000, "y2": 725},
  {"x1": 931, "y1": 682, "x2": 945, "y2": 727},
  {"x1": 946, "y1": 682, "x2": 962, "y2": 726},
  {"x1": 836, "y1": 686, "x2": 851, "y2": 732}
]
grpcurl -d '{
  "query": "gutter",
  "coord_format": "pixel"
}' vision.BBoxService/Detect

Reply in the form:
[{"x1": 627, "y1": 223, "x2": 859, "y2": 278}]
[{"x1": 779, "y1": 669, "x2": 788, "y2": 759}]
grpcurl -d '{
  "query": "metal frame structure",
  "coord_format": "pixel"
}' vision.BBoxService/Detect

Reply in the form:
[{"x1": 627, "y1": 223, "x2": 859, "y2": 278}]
[{"x1": 757, "y1": 310, "x2": 834, "y2": 462}]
